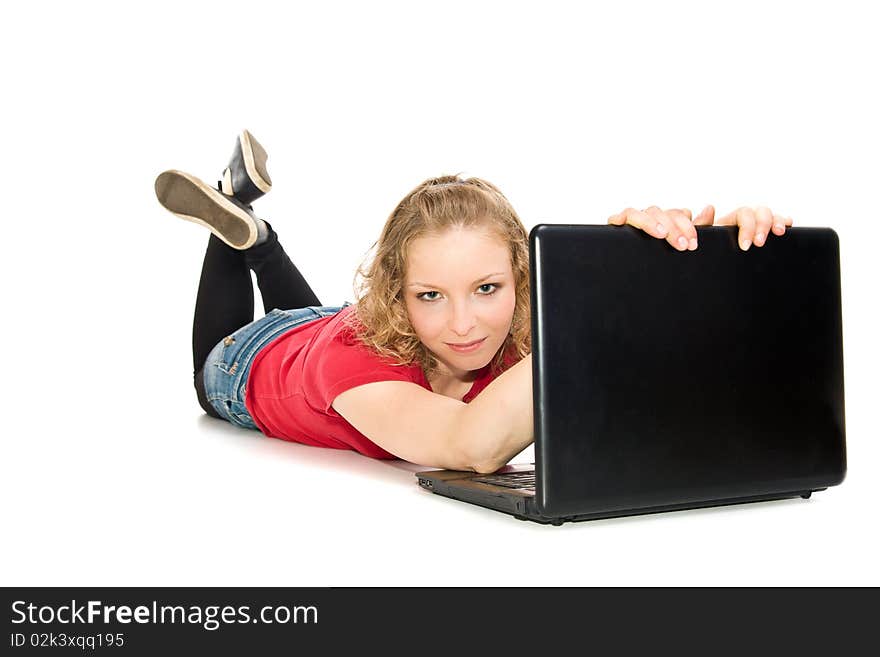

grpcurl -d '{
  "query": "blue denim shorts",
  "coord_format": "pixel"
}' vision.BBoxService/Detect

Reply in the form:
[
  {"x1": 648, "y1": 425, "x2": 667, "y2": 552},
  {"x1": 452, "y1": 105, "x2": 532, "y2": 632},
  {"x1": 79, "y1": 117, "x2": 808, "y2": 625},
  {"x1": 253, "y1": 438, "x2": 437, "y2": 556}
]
[{"x1": 202, "y1": 303, "x2": 351, "y2": 429}]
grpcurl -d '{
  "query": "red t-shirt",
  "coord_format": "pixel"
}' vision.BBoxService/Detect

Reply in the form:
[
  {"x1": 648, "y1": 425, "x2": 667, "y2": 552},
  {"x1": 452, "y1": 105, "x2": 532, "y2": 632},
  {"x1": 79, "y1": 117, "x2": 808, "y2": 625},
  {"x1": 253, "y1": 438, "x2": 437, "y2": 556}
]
[{"x1": 244, "y1": 305, "x2": 511, "y2": 459}]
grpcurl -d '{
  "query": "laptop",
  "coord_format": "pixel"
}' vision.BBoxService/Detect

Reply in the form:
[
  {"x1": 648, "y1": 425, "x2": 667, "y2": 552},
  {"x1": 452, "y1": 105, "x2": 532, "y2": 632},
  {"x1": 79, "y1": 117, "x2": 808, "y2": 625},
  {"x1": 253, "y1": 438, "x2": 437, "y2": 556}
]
[{"x1": 416, "y1": 224, "x2": 846, "y2": 525}]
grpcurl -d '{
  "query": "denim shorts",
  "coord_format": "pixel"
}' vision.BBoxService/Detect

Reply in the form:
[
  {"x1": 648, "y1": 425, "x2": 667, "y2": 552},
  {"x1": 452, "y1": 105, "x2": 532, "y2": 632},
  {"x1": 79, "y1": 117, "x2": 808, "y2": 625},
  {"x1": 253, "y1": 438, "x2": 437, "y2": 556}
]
[{"x1": 202, "y1": 303, "x2": 351, "y2": 429}]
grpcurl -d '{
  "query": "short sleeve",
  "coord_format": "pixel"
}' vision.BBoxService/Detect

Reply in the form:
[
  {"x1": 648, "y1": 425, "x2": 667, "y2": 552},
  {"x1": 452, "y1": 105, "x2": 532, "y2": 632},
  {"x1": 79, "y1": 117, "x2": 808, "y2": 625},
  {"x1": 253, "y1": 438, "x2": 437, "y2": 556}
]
[{"x1": 302, "y1": 330, "x2": 419, "y2": 415}]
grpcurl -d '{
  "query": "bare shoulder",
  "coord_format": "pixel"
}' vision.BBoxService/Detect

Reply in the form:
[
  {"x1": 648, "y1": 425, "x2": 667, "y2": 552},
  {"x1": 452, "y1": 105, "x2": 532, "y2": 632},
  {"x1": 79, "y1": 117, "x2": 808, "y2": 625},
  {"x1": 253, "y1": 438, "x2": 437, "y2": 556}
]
[{"x1": 332, "y1": 381, "x2": 470, "y2": 469}]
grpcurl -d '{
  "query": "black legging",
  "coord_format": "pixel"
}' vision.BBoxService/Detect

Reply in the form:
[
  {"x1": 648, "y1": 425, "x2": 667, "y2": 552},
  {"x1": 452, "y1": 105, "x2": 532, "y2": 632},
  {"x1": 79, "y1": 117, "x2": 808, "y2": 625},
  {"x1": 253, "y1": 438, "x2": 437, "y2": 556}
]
[{"x1": 192, "y1": 224, "x2": 321, "y2": 417}]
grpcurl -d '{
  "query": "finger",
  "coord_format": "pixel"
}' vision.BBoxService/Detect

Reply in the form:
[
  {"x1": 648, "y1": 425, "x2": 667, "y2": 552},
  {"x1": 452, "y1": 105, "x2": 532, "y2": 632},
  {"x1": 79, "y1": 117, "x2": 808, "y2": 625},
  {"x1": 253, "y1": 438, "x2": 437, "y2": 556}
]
[
  {"x1": 771, "y1": 214, "x2": 794, "y2": 236},
  {"x1": 626, "y1": 206, "x2": 669, "y2": 239},
  {"x1": 693, "y1": 205, "x2": 715, "y2": 226},
  {"x1": 666, "y1": 208, "x2": 698, "y2": 251},
  {"x1": 753, "y1": 206, "x2": 773, "y2": 247},
  {"x1": 645, "y1": 207, "x2": 690, "y2": 251},
  {"x1": 608, "y1": 207, "x2": 662, "y2": 228},
  {"x1": 771, "y1": 213, "x2": 786, "y2": 235},
  {"x1": 737, "y1": 207, "x2": 757, "y2": 251},
  {"x1": 612, "y1": 207, "x2": 667, "y2": 238},
  {"x1": 642, "y1": 206, "x2": 678, "y2": 245},
  {"x1": 607, "y1": 209, "x2": 627, "y2": 225},
  {"x1": 716, "y1": 209, "x2": 738, "y2": 226}
]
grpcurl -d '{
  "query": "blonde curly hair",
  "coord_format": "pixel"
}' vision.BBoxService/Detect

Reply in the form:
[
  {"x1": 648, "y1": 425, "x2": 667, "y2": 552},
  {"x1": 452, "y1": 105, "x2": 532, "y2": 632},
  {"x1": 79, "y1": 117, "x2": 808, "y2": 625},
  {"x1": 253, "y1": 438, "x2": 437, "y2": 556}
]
[{"x1": 341, "y1": 173, "x2": 531, "y2": 378}]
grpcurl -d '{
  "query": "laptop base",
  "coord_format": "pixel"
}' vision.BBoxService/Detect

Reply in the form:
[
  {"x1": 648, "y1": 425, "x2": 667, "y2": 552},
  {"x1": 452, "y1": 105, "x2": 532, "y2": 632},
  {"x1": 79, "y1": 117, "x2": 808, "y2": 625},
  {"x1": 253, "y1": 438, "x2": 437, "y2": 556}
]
[{"x1": 416, "y1": 470, "x2": 823, "y2": 525}]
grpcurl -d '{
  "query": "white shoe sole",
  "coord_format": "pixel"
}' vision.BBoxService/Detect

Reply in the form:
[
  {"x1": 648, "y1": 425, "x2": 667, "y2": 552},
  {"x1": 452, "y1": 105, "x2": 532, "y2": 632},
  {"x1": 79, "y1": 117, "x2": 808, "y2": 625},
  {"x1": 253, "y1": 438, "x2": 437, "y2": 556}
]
[
  {"x1": 155, "y1": 169, "x2": 258, "y2": 250},
  {"x1": 241, "y1": 129, "x2": 271, "y2": 193}
]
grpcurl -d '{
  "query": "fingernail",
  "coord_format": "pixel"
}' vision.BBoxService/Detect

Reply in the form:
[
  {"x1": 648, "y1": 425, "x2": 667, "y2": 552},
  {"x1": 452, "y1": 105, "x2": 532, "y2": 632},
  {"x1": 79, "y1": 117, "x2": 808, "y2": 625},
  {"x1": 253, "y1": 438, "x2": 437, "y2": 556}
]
[
  {"x1": 678, "y1": 236, "x2": 688, "y2": 249},
  {"x1": 755, "y1": 232, "x2": 764, "y2": 245},
  {"x1": 657, "y1": 224, "x2": 668, "y2": 236},
  {"x1": 774, "y1": 223, "x2": 784, "y2": 233},
  {"x1": 741, "y1": 239, "x2": 751, "y2": 251},
  {"x1": 688, "y1": 238, "x2": 698, "y2": 250}
]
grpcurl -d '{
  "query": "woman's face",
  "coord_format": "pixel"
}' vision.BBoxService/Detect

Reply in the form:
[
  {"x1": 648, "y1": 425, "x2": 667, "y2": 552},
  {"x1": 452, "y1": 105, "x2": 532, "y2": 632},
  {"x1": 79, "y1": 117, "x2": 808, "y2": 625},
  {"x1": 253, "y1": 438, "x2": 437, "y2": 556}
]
[{"x1": 404, "y1": 225, "x2": 516, "y2": 379}]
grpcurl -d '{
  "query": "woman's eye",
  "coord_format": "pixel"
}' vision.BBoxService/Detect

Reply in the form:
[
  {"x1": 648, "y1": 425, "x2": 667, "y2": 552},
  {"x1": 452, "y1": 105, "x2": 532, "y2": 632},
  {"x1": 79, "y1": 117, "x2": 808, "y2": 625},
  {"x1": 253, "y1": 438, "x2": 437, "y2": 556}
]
[{"x1": 417, "y1": 284, "x2": 498, "y2": 302}]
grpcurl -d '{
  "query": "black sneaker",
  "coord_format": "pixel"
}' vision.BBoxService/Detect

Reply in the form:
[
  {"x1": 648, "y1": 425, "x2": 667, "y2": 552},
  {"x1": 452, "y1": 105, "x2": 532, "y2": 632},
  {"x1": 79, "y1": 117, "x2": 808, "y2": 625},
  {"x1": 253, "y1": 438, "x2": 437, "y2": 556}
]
[
  {"x1": 155, "y1": 169, "x2": 261, "y2": 250},
  {"x1": 218, "y1": 129, "x2": 272, "y2": 205}
]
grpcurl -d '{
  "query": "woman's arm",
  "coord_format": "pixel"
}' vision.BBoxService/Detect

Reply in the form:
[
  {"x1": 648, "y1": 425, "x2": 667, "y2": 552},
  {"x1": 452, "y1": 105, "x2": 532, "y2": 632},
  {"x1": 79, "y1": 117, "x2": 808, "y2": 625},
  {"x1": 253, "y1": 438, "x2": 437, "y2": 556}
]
[
  {"x1": 331, "y1": 354, "x2": 534, "y2": 473},
  {"x1": 457, "y1": 353, "x2": 533, "y2": 473},
  {"x1": 332, "y1": 382, "x2": 472, "y2": 470}
]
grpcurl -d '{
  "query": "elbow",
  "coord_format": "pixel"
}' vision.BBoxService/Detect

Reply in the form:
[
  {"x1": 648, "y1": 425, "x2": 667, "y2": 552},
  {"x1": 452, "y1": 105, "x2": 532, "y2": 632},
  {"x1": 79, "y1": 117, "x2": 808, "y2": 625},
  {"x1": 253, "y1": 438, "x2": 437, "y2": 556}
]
[
  {"x1": 453, "y1": 408, "x2": 506, "y2": 474},
  {"x1": 461, "y1": 445, "x2": 506, "y2": 474},
  {"x1": 434, "y1": 439, "x2": 498, "y2": 473},
  {"x1": 450, "y1": 440, "x2": 499, "y2": 474},
  {"x1": 444, "y1": 450, "x2": 500, "y2": 474},
  {"x1": 471, "y1": 460, "x2": 504, "y2": 474}
]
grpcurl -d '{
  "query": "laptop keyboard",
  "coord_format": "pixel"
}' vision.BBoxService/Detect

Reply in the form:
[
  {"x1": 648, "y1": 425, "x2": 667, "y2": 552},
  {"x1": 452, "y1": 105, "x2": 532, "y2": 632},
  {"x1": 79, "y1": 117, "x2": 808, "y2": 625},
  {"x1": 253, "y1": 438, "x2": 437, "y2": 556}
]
[{"x1": 471, "y1": 472, "x2": 536, "y2": 492}]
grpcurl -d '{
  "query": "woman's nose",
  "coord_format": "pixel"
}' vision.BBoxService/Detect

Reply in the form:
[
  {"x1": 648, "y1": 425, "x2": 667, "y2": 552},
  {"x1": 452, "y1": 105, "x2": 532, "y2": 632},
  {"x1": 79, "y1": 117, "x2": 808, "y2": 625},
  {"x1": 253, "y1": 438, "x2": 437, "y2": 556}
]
[{"x1": 448, "y1": 301, "x2": 477, "y2": 336}]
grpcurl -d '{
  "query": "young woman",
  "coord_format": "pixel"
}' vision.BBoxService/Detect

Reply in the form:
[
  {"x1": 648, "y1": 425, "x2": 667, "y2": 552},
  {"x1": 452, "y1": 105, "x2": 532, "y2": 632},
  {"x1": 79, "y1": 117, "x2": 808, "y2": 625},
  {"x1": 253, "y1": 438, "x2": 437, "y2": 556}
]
[{"x1": 155, "y1": 130, "x2": 793, "y2": 474}]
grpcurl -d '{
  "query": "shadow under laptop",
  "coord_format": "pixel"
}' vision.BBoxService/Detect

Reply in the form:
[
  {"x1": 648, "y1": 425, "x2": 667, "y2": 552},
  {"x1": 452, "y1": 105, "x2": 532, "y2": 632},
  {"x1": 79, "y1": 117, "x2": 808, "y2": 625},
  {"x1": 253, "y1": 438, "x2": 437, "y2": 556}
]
[
  {"x1": 433, "y1": 493, "x2": 811, "y2": 529},
  {"x1": 567, "y1": 495, "x2": 811, "y2": 529}
]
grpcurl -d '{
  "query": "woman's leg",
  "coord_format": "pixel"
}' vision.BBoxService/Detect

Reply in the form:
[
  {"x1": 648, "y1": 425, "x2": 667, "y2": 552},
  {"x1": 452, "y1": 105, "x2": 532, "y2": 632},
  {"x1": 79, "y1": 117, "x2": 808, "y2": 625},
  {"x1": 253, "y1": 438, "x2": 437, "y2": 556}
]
[
  {"x1": 243, "y1": 222, "x2": 322, "y2": 313},
  {"x1": 192, "y1": 234, "x2": 255, "y2": 373},
  {"x1": 192, "y1": 234, "x2": 254, "y2": 417},
  {"x1": 192, "y1": 223, "x2": 322, "y2": 370},
  {"x1": 191, "y1": 223, "x2": 322, "y2": 417}
]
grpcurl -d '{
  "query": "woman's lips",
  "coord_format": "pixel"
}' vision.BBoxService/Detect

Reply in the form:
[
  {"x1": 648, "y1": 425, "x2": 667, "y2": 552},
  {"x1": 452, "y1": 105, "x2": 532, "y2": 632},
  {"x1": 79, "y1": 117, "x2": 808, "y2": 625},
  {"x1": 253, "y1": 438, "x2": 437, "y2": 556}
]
[{"x1": 446, "y1": 337, "x2": 487, "y2": 353}]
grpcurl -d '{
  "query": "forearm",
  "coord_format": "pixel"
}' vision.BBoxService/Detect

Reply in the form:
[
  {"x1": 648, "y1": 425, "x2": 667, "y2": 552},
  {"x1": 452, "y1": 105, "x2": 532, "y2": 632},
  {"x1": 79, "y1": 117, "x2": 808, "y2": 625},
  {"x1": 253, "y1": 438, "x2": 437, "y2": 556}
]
[{"x1": 457, "y1": 354, "x2": 534, "y2": 473}]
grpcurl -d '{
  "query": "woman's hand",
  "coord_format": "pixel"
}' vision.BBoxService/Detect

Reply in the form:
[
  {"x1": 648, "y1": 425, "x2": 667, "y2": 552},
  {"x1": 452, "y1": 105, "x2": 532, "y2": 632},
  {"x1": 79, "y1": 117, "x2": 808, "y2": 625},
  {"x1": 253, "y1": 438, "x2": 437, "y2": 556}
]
[{"x1": 607, "y1": 205, "x2": 794, "y2": 251}]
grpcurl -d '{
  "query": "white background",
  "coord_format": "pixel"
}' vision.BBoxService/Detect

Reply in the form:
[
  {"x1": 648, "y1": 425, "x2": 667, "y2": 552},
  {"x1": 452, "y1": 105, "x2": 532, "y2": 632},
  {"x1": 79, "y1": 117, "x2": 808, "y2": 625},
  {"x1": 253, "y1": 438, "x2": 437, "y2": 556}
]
[{"x1": 1, "y1": 0, "x2": 877, "y2": 586}]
